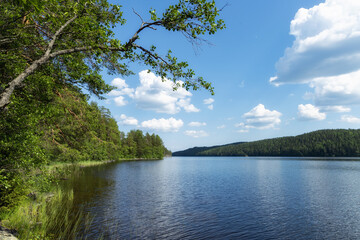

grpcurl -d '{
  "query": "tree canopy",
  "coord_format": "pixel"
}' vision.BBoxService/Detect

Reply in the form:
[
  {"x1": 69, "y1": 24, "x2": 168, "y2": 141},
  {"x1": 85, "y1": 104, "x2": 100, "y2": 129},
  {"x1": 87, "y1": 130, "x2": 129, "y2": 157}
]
[
  {"x1": 173, "y1": 129, "x2": 360, "y2": 157},
  {"x1": 1, "y1": 0, "x2": 225, "y2": 109},
  {"x1": 0, "y1": 0, "x2": 224, "y2": 213}
]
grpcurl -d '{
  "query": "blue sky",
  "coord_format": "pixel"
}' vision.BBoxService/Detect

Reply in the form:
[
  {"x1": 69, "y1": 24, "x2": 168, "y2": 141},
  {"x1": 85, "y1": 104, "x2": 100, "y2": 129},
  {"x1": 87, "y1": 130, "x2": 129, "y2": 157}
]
[{"x1": 93, "y1": 0, "x2": 360, "y2": 151}]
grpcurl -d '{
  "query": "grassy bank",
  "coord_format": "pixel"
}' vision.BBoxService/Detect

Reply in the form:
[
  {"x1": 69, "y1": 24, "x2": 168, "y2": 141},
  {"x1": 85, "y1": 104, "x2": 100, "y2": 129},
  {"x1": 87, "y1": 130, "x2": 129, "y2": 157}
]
[
  {"x1": 0, "y1": 158, "x2": 164, "y2": 239},
  {"x1": 0, "y1": 187, "x2": 83, "y2": 239},
  {"x1": 0, "y1": 159, "x2": 118, "y2": 239}
]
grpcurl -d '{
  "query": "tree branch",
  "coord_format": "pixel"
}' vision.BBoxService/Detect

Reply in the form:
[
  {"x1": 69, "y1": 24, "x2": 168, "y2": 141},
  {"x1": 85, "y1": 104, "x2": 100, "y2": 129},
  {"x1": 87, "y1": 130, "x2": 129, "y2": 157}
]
[
  {"x1": 125, "y1": 20, "x2": 162, "y2": 48},
  {"x1": 45, "y1": 15, "x2": 77, "y2": 56},
  {"x1": 133, "y1": 44, "x2": 169, "y2": 65},
  {"x1": 49, "y1": 45, "x2": 125, "y2": 57},
  {"x1": 0, "y1": 15, "x2": 77, "y2": 110},
  {"x1": 0, "y1": 16, "x2": 162, "y2": 111}
]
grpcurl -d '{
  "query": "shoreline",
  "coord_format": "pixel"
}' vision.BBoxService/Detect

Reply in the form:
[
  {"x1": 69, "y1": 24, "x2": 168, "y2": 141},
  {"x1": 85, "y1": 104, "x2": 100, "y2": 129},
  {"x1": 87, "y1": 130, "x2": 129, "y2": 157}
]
[{"x1": 0, "y1": 157, "x2": 165, "y2": 239}]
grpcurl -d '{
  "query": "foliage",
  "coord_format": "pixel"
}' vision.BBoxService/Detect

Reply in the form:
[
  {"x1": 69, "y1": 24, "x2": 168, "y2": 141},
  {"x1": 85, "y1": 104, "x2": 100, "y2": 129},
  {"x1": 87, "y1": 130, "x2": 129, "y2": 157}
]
[
  {"x1": 1, "y1": 0, "x2": 222, "y2": 213},
  {"x1": 0, "y1": 85, "x2": 169, "y2": 211},
  {"x1": 174, "y1": 129, "x2": 360, "y2": 157},
  {"x1": 1, "y1": 1, "x2": 222, "y2": 233},
  {"x1": 0, "y1": 186, "x2": 84, "y2": 239},
  {"x1": 1, "y1": 0, "x2": 225, "y2": 109}
]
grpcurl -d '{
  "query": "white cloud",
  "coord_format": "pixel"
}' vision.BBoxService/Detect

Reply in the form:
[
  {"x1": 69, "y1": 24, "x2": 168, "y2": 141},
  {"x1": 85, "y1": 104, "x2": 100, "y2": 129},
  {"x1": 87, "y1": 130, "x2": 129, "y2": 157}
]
[
  {"x1": 320, "y1": 105, "x2": 351, "y2": 113},
  {"x1": 184, "y1": 130, "x2": 209, "y2": 138},
  {"x1": 108, "y1": 88, "x2": 135, "y2": 98},
  {"x1": 237, "y1": 129, "x2": 249, "y2": 133},
  {"x1": 188, "y1": 121, "x2": 207, "y2": 127},
  {"x1": 298, "y1": 104, "x2": 326, "y2": 121},
  {"x1": 134, "y1": 71, "x2": 197, "y2": 114},
  {"x1": 114, "y1": 96, "x2": 127, "y2": 106},
  {"x1": 271, "y1": 0, "x2": 360, "y2": 108},
  {"x1": 341, "y1": 115, "x2": 360, "y2": 124},
  {"x1": 217, "y1": 125, "x2": 226, "y2": 129},
  {"x1": 203, "y1": 98, "x2": 214, "y2": 110},
  {"x1": 203, "y1": 98, "x2": 215, "y2": 105},
  {"x1": 310, "y1": 70, "x2": 360, "y2": 106},
  {"x1": 108, "y1": 90, "x2": 122, "y2": 97},
  {"x1": 118, "y1": 114, "x2": 138, "y2": 126},
  {"x1": 141, "y1": 117, "x2": 183, "y2": 132},
  {"x1": 112, "y1": 78, "x2": 128, "y2": 89},
  {"x1": 108, "y1": 78, "x2": 134, "y2": 102},
  {"x1": 241, "y1": 104, "x2": 282, "y2": 129},
  {"x1": 108, "y1": 71, "x2": 198, "y2": 114},
  {"x1": 177, "y1": 98, "x2": 200, "y2": 113}
]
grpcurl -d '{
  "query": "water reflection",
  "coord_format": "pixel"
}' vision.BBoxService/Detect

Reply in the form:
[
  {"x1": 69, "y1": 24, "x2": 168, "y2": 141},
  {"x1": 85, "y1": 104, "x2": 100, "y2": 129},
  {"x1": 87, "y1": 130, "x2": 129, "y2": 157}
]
[{"x1": 65, "y1": 157, "x2": 360, "y2": 239}]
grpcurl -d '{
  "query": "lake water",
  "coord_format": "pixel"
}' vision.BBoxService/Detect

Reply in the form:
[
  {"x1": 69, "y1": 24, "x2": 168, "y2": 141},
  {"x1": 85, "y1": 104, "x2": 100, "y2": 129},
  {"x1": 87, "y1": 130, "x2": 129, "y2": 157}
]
[{"x1": 67, "y1": 157, "x2": 360, "y2": 239}]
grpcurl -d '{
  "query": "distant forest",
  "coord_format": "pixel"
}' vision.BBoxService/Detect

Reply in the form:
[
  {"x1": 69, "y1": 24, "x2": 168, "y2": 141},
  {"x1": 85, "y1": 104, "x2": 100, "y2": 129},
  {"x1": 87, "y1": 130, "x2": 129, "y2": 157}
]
[{"x1": 173, "y1": 129, "x2": 360, "y2": 157}]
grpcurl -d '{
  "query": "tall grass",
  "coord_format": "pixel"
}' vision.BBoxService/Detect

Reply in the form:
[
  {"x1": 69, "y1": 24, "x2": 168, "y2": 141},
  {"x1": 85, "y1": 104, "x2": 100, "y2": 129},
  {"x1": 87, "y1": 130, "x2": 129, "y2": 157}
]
[
  {"x1": 0, "y1": 186, "x2": 88, "y2": 239},
  {"x1": 1, "y1": 161, "x2": 123, "y2": 239}
]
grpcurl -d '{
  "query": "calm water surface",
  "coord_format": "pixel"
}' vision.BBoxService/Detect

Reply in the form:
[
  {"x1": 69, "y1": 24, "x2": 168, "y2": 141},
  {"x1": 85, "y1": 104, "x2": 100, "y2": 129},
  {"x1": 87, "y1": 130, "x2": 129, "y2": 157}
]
[{"x1": 67, "y1": 157, "x2": 360, "y2": 239}]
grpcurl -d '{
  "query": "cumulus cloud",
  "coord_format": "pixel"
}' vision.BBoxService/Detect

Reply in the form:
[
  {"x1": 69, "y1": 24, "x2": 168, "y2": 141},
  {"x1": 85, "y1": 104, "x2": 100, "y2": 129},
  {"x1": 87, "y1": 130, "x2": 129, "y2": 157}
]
[
  {"x1": 141, "y1": 117, "x2": 183, "y2": 132},
  {"x1": 203, "y1": 98, "x2": 214, "y2": 110},
  {"x1": 310, "y1": 70, "x2": 360, "y2": 106},
  {"x1": 217, "y1": 125, "x2": 226, "y2": 129},
  {"x1": 298, "y1": 104, "x2": 326, "y2": 121},
  {"x1": 340, "y1": 115, "x2": 360, "y2": 123},
  {"x1": 188, "y1": 121, "x2": 207, "y2": 127},
  {"x1": 239, "y1": 104, "x2": 282, "y2": 129},
  {"x1": 114, "y1": 96, "x2": 127, "y2": 106},
  {"x1": 108, "y1": 71, "x2": 198, "y2": 114},
  {"x1": 108, "y1": 78, "x2": 134, "y2": 100},
  {"x1": 177, "y1": 98, "x2": 200, "y2": 113},
  {"x1": 108, "y1": 88, "x2": 134, "y2": 98},
  {"x1": 118, "y1": 114, "x2": 138, "y2": 126},
  {"x1": 271, "y1": 0, "x2": 360, "y2": 108},
  {"x1": 112, "y1": 78, "x2": 128, "y2": 89},
  {"x1": 203, "y1": 98, "x2": 215, "y2": 105},
  {"x1": 184, "y1": 130, "x2": 209, "y2": 138},
  {"x1": 134, "y1": 71, "x2": 198, "y2": 114}
]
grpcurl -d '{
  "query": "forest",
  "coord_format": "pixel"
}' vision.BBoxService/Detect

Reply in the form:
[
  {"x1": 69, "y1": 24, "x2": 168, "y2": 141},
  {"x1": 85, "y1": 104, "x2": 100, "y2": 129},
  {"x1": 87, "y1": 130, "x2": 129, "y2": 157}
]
[
  {"x1": 0, "y1": 0, "x2": 224, "y2": 217},
  {"x1": 173, "y1": 129, "x2": 360, "y2": 157},
  {"x1": 0, "y1": 84, "x2": 170, "y2": 210},
  {"x1": 0, "y1": 0, "x2": 226, "y2": 237}
]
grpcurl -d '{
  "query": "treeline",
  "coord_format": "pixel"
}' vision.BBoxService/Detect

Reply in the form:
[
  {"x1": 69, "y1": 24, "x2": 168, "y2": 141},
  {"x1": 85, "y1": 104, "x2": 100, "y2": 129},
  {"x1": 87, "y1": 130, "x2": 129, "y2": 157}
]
[
  {"x1": 172, "y1": 142, "x2": 244, "y2": 156},
  {"x1": 174, "y1": 129, "x2": 360, "y2": 157},
  {"x1": 0, "y1": 0, "x2": 222, "y2": 235},
  {"x1": 0, "y1": 0, "x2": 172, "y2": 213},
  {"x1": 0, "y1": 86, "x2": 169, "y2": 210}
]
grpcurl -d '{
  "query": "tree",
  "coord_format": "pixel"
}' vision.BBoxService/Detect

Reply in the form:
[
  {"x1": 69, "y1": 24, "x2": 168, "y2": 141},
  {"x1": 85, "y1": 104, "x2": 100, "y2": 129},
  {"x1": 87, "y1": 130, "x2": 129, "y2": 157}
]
[
  {"x1": 0, "y1": 0, "x2": 224, "y2": 212},
  {"x1": 1, "y1": 0, "x2": 225, "y2": 110}
]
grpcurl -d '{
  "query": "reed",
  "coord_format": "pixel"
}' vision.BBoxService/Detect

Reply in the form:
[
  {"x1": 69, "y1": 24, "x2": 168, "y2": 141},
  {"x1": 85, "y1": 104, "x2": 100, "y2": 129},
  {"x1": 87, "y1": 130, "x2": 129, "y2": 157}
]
[{"x1": 0, "y1": 184, "x2": 88, "y2": 239}]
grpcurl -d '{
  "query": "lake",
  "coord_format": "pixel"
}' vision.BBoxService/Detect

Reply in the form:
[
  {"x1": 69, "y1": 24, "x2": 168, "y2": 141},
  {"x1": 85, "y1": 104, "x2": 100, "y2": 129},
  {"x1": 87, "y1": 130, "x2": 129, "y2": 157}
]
[{"x1": 66, "y1": 157, "x2": 360, "y2": 239}]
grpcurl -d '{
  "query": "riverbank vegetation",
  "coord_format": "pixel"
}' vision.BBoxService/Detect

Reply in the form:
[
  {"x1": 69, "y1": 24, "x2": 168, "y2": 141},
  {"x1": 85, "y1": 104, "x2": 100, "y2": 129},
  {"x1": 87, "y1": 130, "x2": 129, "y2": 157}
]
[
  {"x1": 0, "y1": 84, "x2": 170, "y2": 213},
  {"x1": 173, "y1": 129, "x2": 360, "y2": 157},
  {"x1": 1, "y1": 0, "x2": 225, "y2": 237},
  {"x1": 0, "y1": 86, "x2": 170, "y2": 238}
]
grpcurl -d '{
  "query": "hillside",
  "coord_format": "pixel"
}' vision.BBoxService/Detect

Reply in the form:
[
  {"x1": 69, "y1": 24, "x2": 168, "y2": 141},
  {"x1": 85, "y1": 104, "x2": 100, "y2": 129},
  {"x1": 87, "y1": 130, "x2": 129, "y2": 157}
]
[
  {"x1": 173, "y1": 129, "x2": 360, "y2": 157},
  {"x1": 172, "y1": 142, "x2": 245, "y2": 156}
]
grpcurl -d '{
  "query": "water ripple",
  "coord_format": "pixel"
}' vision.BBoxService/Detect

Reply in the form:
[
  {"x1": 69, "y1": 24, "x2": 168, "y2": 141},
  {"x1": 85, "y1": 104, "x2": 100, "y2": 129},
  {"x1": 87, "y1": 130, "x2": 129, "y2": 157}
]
[{"x1": 69, "y1": 157, "x2": 360, "y2": 239}]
